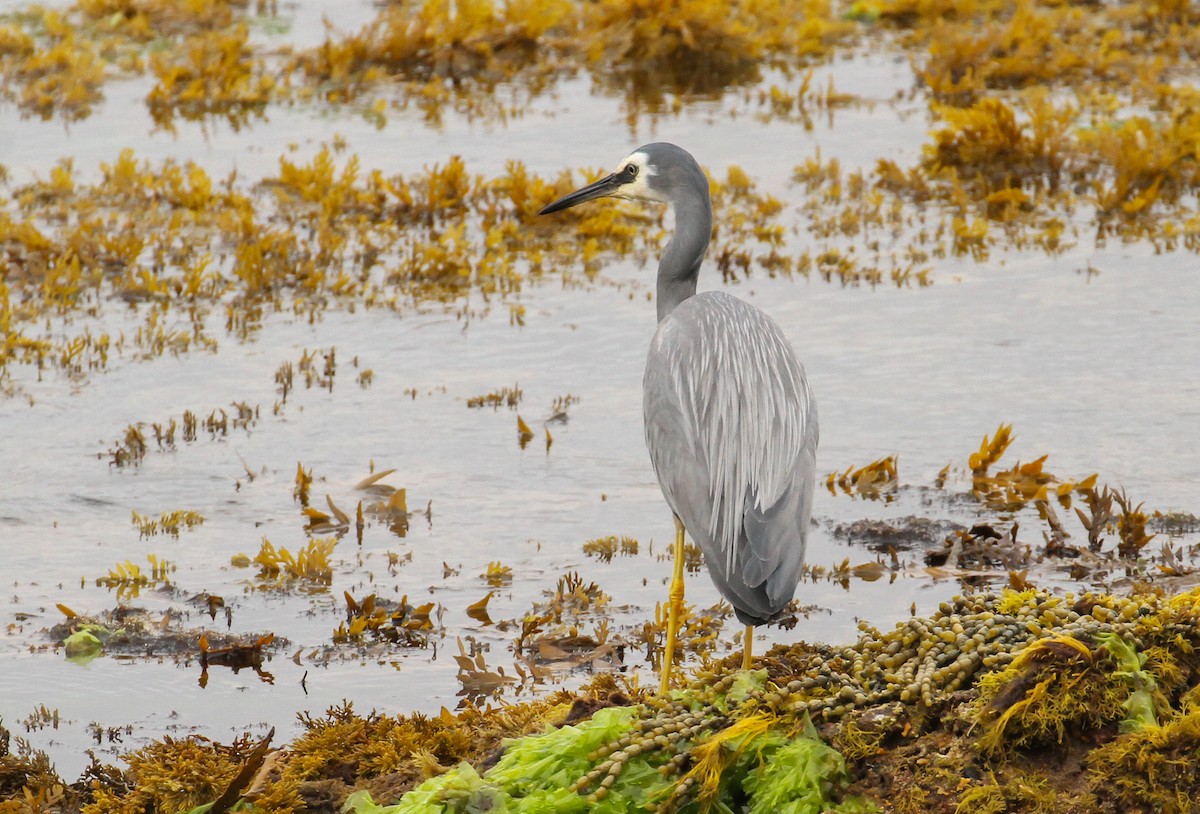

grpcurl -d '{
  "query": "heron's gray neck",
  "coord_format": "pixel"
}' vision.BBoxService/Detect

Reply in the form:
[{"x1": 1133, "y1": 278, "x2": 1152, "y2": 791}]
[{"x1": 656, "y1": 192, "x2": 712, "y2": 322}]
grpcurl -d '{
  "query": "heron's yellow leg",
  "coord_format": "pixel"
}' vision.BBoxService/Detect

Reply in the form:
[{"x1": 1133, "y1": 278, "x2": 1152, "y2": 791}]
[
  {"x1": 742, "y1": 625, "x2": 754, "y2": 671},
  {"x1": 660, "y1": 516, "x2": 687, "y2": 695}
]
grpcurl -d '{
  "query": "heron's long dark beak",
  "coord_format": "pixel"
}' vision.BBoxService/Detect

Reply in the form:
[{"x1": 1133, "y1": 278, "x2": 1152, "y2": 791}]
[{"x1": 538, "y1": 173, "x2": 624, "y2": 215}]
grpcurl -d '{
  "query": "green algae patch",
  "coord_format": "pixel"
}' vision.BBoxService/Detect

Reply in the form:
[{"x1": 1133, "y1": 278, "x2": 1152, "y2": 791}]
[
  {"x1": 343, "y1": 702, "x2": 870, "y2": 814},
  {"x1": 391, "y1": 707, "x2": 645, "y2": 813},
  {"x1": 61, "y1": 625, "x2": 112, "y2": 661}
]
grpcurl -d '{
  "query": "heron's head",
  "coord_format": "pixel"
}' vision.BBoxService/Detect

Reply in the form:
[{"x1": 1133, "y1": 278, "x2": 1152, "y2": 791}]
[{"x1": 539, "y1": 143, "x2": 702, "y2": 215}]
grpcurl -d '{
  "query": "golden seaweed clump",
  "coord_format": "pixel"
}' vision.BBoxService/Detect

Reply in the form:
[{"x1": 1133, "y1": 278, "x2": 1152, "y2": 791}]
[
  {"x1": 826, "y1": 455, "x2": 899, "y2": 500},
  {"x1": 0, "y1": 0, "x2": 271, "y2": 124},
  {"x1": 924, "y1": 93, "x2": 1073, "y2": 199},
  {"x1": 912, "y1": 0, "x2": 1200, "y2": 102},
  {"x1": 286, "y1": 0, "x2": 854, "y2": 120},
  {"x1": 1088, "y1": 704, "x2": 1200, "y2": 813},
  {"x1": 964, "y1": 423, "x2": 1109, "y2": 515},
  {"x1": 973, "y1": 635, "x2": 1143, "y2": 755},
  {"x1": 244, "y1": 537, "x2": 336, "y2": 586},
  {"x1": 332, "y1": 592, "x2": 434, "y2": 645},
  {"x1": 93, "y1": 556, "x2": 174, "y2": 601},
  {"x1": 466, "y1": 384, "x2": 522, "y2": 409},
  {"x1": 82, "y1": 732, "x2": 284, "y2": 814},
  {"x1": 969, "y1": 591, "x2": 1200, "y2": 760},
  {"x1": 582, "y1": 535, "x2": 639, "y2": 563},
  {"x1": 280, "y1": 681, "x2": 623, "y2": 799},
  {"x1": 130, "y1": 509, "x2": 205, "y2": 538},
  {"x1": 584, "y1": 0, "x2": 852, "y2": 95},
  {"x1": 854, "y1": 0, "x2": 1200, "y2": 254},
  {"x1": 75, "y1": 0, "x2": 250, "y2": 39},
  {"x1": 288, "y1": 0, "x2": 577, "y2": 106},
  {"x1": 585, "y1": 0, "x2": 763, "y2": 94},
  {"x1": 0, "y1": 10, "x2": 106, "y2": 121},
  {"x1": 0, "y1": 720, "x2": 73, "y2": 812},
  {"x1": 146, "y1": 24, "x2": 276, "y2": 131}
]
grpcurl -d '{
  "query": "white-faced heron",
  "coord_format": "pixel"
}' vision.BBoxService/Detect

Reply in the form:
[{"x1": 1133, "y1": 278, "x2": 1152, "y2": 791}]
[{"x1": 539, "y1": 143, "x2": 818, "y2": 693}]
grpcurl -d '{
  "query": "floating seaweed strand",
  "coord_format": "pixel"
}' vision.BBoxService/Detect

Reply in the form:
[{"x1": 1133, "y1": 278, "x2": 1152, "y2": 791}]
[{"x1": 570, "y1": 590, "x2": 1162, "y2": 812}]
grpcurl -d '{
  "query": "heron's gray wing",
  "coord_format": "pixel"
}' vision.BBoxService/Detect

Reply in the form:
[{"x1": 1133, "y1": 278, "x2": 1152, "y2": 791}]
[
  {"x1": 645, "y1": 292, "x2": 816, "y2": 616},
  {"x1": 742, "y1": 436, "x2": 817, "y2": 611},
  {"x1": 644, "y1": 311, "x2": 713, "y2": 537}
]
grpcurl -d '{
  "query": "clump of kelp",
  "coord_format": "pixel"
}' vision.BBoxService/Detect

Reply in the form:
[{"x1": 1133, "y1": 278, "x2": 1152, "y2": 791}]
[
  {"x1": 826, "y1": 455, "x2": 899, "y2": 501},
  {"x1": 9, "y1": 586, "x2": 1198, "y2": 813},
  {"x1": 40, "y1": 602, "x2": 284, "y2": 670}
]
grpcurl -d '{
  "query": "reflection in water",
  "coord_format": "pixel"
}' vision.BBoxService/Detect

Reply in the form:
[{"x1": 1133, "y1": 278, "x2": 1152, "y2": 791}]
[
  {"x1": 199, "y1": 663, "x2": 276, "y2": 689},
  {"x1": 199, "y1": 632, "x2": 278, "y2": 688}
]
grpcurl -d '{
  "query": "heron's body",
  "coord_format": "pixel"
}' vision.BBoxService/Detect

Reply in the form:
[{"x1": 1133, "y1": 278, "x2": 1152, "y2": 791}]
[
  {"x1": 538, "y1": 142, "x2": 818, "y2": 688},
  {"x1": 645, "y1": 290, "x2": 817, "y2": 626}
]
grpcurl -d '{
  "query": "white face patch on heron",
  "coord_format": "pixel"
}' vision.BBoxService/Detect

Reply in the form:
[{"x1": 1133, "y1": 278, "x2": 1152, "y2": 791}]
[{"x1": 613, "y1": 150, "x2": 667, "y2": 202}]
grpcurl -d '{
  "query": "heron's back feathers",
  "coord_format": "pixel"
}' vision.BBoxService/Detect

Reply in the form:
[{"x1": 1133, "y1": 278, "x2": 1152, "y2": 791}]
[{"x1": 644, "y1": 291, "x2": 818, "y2": 625}]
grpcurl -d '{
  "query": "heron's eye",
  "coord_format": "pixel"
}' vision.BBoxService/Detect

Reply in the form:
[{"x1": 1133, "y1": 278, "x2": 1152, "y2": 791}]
[{"x1": 625, "y1": 164, "x2": 639, "y2": 179}]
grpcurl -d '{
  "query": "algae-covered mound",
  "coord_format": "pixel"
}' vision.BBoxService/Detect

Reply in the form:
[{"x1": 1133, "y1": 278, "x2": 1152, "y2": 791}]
[
  {"x1": 342, "y1": 678, "x2": 873, "y2": 814},
  {"x1": 830, "y1": 587, "x2": 1200, "y2": 814}
]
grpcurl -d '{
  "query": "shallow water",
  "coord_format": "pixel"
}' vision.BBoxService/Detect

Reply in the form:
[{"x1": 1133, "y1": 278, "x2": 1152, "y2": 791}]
[{"x1": 1, "y1": 0, "x2": 1198, "y2": 781}]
